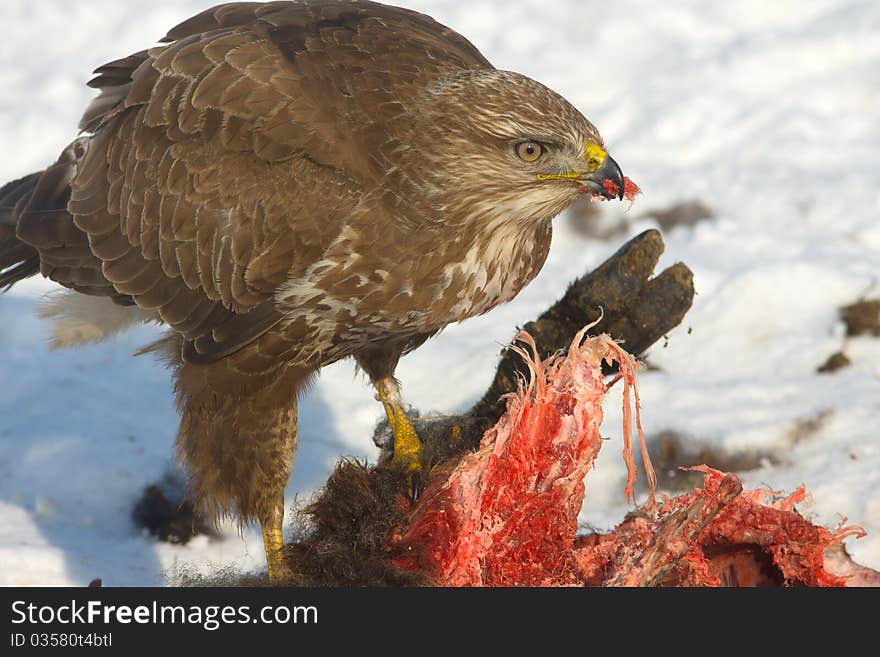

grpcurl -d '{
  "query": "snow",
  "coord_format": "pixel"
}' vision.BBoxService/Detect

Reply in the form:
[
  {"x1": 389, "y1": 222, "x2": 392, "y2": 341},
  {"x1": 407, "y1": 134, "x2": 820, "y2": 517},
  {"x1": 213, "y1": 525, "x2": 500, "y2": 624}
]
[{"x1": 1, "y1": 0, "x2": 878, "y2": 585}]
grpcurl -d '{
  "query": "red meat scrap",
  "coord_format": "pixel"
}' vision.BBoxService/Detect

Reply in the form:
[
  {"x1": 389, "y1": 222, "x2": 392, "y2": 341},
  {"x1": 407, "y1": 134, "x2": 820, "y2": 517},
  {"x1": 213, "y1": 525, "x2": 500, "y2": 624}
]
[
  {"x1": 391, "y1": 325, "x2": 877, "y2": 587},
  {"x1": 574, "y1": 467, "x2": 871, "y2": 586},
  {"x1": 392, "y1": 325, "x2": 656, "y2": 586},
  {"x1": 602, "y1": 176, "x2": 641, "y2": 203}
]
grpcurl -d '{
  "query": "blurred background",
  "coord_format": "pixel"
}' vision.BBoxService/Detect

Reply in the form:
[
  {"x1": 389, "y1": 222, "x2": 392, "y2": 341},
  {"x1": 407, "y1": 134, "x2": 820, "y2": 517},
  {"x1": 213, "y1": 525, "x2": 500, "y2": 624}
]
[{"x1": 1, "y1": 0, "x2": 878, "y2": 584}]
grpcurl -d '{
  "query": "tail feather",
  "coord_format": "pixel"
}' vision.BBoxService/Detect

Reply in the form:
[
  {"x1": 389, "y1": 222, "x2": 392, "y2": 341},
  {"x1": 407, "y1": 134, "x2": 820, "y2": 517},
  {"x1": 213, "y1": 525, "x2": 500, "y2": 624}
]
[
  {"x1": 2, "y1": 141, "x2": 125, "y2": 301},
  {"x1": 0, "y1": 172, "x2": 41, "y2": 290}
]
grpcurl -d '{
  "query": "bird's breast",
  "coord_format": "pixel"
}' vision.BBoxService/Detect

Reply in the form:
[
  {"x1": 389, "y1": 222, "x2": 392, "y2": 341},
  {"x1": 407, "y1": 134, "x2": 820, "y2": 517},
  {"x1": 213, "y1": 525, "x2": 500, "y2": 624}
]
[
  {"x1": 439, "y1": 242, "x2": 538, "y2": 320},
  {"x1": 273, "y1": 221, "x2": 551, "y2": 365}
]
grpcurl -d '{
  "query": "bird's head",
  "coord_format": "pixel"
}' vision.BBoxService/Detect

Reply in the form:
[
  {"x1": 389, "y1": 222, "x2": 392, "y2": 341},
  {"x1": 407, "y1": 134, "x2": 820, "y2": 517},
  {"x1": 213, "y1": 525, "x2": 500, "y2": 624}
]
[{"x1": 402, "y1": 69, "x2": 631, "y2": 228}]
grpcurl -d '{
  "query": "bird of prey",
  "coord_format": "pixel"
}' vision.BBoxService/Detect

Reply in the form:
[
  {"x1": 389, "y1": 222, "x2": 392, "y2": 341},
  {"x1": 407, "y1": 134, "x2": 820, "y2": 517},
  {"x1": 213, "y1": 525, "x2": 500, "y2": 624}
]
[{"x1": 0, "y1": 0, "x2": 629, "y2": 582}]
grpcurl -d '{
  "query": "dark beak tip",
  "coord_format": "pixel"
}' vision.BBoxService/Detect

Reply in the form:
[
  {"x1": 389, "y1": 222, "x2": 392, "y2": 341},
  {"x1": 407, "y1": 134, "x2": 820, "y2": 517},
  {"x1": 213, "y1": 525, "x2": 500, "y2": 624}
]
[{"x1": 598, "y1": 154, "x2": 625, "y2": 201}]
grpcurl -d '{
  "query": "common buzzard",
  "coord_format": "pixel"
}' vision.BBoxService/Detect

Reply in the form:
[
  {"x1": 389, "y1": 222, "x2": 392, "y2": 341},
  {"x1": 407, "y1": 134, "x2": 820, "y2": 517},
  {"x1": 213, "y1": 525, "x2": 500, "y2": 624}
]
[{"x1": 0, "y1": 0, "x2": 629, "y2": 581}]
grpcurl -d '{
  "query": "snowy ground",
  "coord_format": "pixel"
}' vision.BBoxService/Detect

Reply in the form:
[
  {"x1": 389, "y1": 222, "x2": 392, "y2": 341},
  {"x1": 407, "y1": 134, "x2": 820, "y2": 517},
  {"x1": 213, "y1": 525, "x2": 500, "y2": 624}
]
[{"x1": 1, "y1": 0, "x2": 878, "y2": 585}]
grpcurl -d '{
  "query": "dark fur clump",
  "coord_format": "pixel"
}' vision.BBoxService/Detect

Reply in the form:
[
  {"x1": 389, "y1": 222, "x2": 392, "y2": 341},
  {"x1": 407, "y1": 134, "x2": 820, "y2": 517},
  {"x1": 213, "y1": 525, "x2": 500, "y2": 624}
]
[
  {"x1": 276, "y1": 414, "x2": 485, "y2": 586},
  {"x1": 132, "y1": 474, "x2": 216, "y2": 545},
  {"x1": 280, "y1": 461, "x2": 431, "y2": 586}
]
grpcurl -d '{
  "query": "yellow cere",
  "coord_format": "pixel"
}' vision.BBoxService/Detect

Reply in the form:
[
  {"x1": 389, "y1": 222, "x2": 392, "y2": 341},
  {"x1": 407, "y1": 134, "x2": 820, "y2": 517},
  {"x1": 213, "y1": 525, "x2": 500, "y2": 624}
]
[
  {"x1": 535, "y1": 143, "x2": 608, "y2": 181},
  {"x1": 584, "y1": 143, "x2": 607, "y2": 172}
]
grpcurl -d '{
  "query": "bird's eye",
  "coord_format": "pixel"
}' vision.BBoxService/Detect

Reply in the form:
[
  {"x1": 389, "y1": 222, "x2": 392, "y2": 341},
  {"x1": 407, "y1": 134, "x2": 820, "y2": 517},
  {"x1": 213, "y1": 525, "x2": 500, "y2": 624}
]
[{"x1": 515, "y1": 141, "x2": 544, "y2": 163}]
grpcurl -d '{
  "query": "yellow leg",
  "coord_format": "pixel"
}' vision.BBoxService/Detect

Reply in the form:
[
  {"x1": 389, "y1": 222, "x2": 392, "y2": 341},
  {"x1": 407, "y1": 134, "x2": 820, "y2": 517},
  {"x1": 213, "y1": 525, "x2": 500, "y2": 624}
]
[
  {"x1": 260, "y1": 506, "x2": 288, "y2": 584},
  {"x1": 374, "y1": 376, "x2": 424, "y2": 482}
]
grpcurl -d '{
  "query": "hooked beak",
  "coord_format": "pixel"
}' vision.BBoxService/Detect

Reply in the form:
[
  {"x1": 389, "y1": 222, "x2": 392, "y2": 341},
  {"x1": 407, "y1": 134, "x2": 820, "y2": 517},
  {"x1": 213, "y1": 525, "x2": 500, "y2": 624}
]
[
  {"x1": 535, "y1": 144, "x2": 629, "y2": 201},
  {"x1": 580, "y1": 153, "x2": 625, "y2": 201}
]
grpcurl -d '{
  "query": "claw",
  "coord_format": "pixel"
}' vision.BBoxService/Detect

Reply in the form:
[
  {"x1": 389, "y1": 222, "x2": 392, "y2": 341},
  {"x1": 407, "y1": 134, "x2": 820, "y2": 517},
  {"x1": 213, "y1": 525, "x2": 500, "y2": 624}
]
[
  {"x1": 409, "y1": 469, "x2": 424, "y2": 502},
  {"x1": 384, "y1": 451, "x2": 423, "y2": 502}
]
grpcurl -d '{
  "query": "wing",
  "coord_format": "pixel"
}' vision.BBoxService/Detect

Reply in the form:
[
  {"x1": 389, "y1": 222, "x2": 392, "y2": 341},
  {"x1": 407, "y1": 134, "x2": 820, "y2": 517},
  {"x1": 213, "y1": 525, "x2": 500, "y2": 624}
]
[{"x1": 28, "y1": 1, "x2": 493, "y2": 362}]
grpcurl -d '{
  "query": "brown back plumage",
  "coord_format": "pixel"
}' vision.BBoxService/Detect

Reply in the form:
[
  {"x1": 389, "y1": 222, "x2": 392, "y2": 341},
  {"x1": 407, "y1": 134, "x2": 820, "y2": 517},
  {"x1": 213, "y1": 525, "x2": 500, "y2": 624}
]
[{"x1": 8, "y1": 0, "x2": 492, "y2": 361}]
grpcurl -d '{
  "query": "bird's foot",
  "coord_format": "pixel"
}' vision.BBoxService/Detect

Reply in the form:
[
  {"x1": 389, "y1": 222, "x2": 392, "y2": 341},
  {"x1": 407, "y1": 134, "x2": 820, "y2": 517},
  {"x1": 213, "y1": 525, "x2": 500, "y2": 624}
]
[
  {"x1": 374, "y1": 377, "x2": 424, "y2": 500},
  {"x1": 385, "y1": 402, "x2": 425, "y2": 500}
]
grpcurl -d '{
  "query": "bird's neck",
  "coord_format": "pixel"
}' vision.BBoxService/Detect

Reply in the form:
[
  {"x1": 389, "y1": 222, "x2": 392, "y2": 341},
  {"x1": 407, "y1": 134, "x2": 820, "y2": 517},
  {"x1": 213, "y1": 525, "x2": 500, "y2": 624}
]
[{"x1": 439, "y1": 217, "x2": 553, "y2": 320}]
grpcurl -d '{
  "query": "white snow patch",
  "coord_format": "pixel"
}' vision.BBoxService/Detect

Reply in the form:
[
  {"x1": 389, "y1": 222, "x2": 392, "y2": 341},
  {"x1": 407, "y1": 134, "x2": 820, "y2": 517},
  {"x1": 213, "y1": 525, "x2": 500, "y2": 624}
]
[{"x1": 1, "y1": 0, "x2": 878, "y2": 584}]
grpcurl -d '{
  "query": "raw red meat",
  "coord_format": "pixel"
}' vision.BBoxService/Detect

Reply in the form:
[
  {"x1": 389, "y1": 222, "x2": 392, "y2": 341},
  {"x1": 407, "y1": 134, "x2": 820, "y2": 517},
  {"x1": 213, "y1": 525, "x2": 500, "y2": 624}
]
[
  {"x1": 392, "y1": 326, "x2": 877, "y2": 587},
  {"x1": 574, "y1": 466, "x2": 869, "y2": 586},
  {"x1": 602, "y1": 176, "x2": 641, "y2": 202},
  {"x1": 393, "y1": 325, "x2": 654, "y2": 585}
]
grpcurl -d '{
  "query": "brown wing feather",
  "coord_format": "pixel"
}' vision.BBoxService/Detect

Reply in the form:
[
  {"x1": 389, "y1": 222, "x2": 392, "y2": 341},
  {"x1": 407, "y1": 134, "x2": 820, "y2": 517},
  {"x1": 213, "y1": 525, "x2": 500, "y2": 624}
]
[{"x1": 25, "y1": 1, "x2": 493, "y2": 363}]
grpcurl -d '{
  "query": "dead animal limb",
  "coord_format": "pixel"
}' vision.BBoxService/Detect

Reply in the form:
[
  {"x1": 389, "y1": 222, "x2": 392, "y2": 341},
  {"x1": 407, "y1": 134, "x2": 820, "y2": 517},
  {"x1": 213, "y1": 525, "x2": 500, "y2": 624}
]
[{"x1": 470, "y1": 228, "x2": 694, "y2": 432}]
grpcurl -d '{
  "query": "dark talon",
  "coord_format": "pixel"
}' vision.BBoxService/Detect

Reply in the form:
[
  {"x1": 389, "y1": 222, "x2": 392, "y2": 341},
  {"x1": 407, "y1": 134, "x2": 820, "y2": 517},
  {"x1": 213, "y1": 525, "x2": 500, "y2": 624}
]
[{"x1": 409, "y1": 470, "x2": 424, "y2": 502}]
